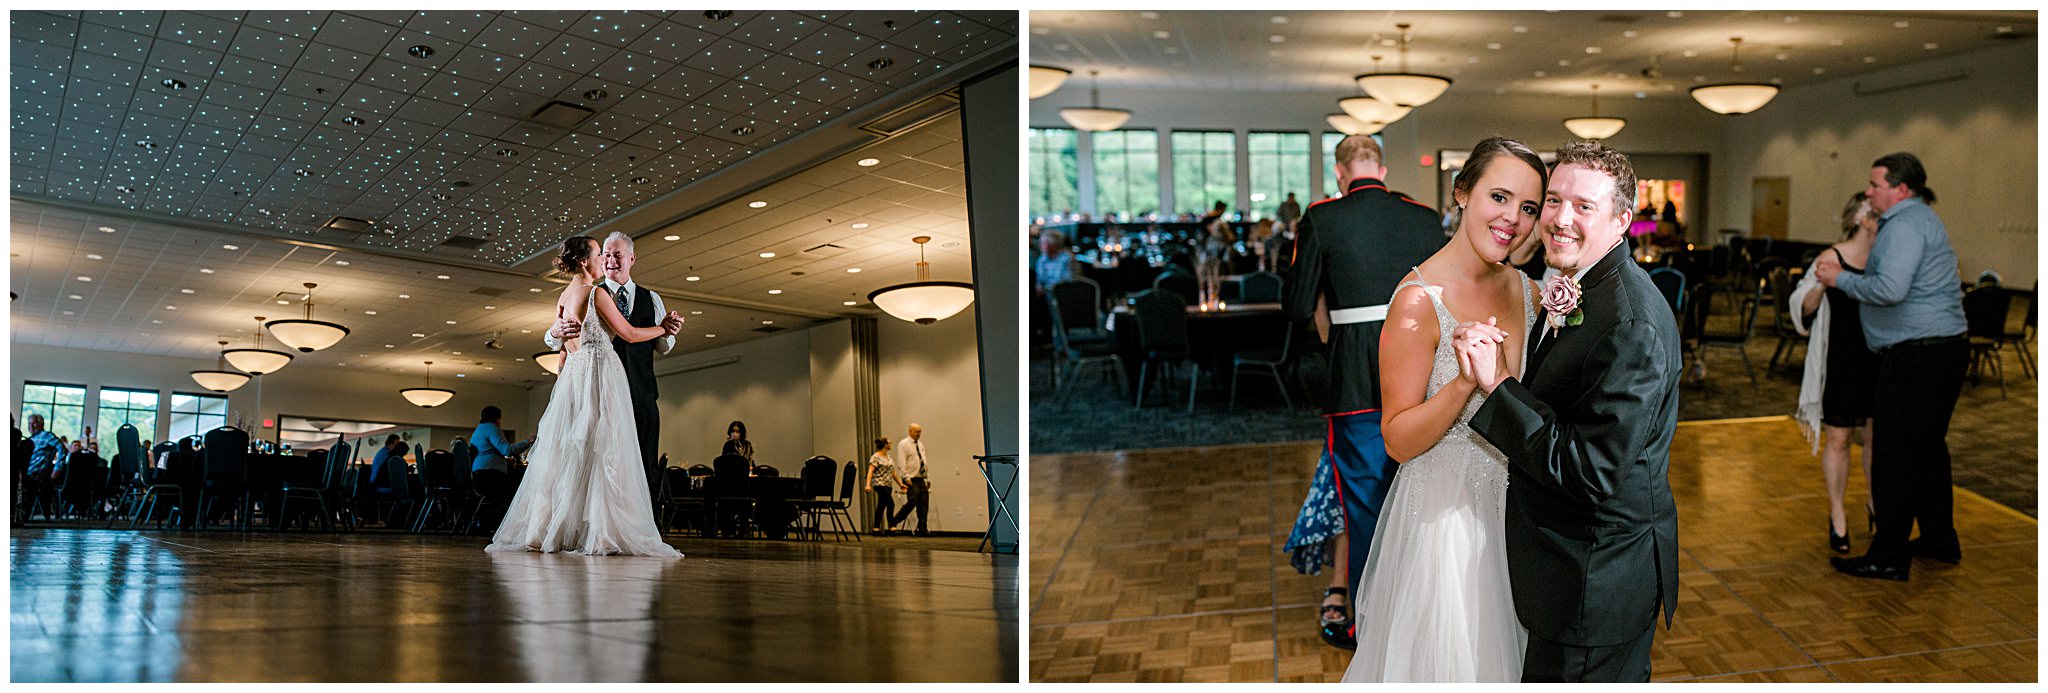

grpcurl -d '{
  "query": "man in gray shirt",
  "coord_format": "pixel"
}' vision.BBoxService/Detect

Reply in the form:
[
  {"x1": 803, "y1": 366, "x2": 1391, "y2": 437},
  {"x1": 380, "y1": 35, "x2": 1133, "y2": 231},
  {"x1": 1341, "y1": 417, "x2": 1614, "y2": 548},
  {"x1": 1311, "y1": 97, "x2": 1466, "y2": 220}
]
[{"x1": 1813, "y1": 152, "x2": 1968, "y2": 582}]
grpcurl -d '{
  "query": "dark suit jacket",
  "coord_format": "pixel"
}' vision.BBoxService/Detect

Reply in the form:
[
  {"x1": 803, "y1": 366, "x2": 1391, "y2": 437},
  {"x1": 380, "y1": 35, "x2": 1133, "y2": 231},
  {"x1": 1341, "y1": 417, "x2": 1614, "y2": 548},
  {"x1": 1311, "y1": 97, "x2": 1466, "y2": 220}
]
[
  {"x1": 1282, "y1": 177, "x2": 1442, "y2": 415},
  {"x1": 1470, "y1": 241, "x2": 1681, "y2": 647}
]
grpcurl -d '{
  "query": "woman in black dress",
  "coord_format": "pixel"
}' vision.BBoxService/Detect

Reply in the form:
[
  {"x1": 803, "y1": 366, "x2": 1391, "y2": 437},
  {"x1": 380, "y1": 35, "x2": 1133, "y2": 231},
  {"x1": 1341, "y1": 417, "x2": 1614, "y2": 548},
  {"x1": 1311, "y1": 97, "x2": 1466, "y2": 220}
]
[{"x1": 1795, "y1": 192, "x2": 1881, "y2": 553}]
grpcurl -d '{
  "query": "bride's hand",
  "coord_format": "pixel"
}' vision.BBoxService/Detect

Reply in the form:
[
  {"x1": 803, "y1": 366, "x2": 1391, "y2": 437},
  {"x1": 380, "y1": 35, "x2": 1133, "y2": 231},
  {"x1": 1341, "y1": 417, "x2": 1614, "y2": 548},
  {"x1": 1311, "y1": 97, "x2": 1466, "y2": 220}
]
[{"x1": 1452, "y1": 318, "x2": 1507, "y2": 392}]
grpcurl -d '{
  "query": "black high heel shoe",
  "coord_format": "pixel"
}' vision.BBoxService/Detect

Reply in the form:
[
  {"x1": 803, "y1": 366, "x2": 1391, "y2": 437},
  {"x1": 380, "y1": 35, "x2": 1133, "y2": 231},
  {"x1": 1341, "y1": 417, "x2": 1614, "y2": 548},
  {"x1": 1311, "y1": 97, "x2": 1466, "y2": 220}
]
[{"x1": 1828, "y1": 518, "x2": 1850, "y2": 554}]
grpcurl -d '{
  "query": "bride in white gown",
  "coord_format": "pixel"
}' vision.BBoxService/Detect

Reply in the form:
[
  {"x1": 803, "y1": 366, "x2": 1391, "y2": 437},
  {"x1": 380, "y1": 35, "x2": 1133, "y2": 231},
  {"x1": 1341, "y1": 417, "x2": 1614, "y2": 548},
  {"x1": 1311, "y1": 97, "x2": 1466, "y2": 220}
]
[
  {"x1": 488, "y1": 235, "x2": 683, "y2": 558},
  {"x1": 1341, "y1": 137, "x2": 1546, "y2": 682}
]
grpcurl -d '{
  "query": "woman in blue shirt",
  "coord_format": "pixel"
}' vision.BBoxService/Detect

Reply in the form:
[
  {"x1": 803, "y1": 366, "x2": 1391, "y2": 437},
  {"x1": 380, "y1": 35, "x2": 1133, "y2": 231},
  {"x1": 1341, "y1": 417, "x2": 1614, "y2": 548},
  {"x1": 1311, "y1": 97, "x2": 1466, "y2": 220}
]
[{"x1": 469, "y1": 405, "x2": 533, "y2": 534}]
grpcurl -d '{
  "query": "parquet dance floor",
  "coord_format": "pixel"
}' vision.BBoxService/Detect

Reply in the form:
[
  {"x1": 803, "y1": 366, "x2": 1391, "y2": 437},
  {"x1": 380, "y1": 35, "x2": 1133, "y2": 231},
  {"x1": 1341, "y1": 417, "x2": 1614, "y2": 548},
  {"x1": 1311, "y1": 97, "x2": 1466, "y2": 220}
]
[
  {"x1": 1029, "y1": 416, "x2": 2036, "y2": 682},
  {"x1": 11, "y1": 531, "x2": 1017, "y2": 682}
]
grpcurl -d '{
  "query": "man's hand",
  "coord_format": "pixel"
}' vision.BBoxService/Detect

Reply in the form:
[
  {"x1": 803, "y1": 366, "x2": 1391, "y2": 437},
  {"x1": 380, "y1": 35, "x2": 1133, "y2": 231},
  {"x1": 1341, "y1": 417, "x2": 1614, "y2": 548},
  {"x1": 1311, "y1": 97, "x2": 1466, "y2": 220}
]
[
  {"x1": 1813, "y1": 251, "x2": 1842, "y2": 288},
  {"x1": 1451, "y1": 318, "x2": 1510, "y2": 394},
  {"x1": 660, "y1": 311, "x2": 685, "y2": 336},
  {"x1": 549, "y1": 315, "x2": 582, "y2": 341}
]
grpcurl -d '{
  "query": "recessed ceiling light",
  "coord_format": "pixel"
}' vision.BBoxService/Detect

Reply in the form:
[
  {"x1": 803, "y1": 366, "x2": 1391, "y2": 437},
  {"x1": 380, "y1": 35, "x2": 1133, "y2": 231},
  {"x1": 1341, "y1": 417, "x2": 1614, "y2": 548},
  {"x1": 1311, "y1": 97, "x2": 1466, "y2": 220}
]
[
  {"x1": 686, "y1": 276, "x2": 700, "y2": 281},
  {"x1": 137, "y1": 140, "x2": 157, "y2": 150},
  {"x1": 584, "y1": 88, "x2": 608, "y2": 101},
  {"x1": 455, "y1": 374, "x2": 465, "y2": 378},
  {"x1": 857, "y1": 158, "x2": 880, "y2": 167},
  {"x1": 485, "y1": 305, "x2": 496, "y2": 310},
  {"x1": 412, "y1": 333, "x2": 426, "y2": 337},
  {"x1": 409, "y1": 45, "x2": 434, "y2": 58},
  {"x1": 846, "y1": 267, "x2": 862, "y2": 273},
  {"x1": 843, "y1": 301, "x2": 858, "y2": 306},
  {"x1": 663, "y1": 235, "x2": 680, "y2": 241},
  {"x1": 115, "y1": 186, "x2": 134, "y2": 194},
  {"x1": 1893, "y1": 20, "x2": 1910, "y2": 29},
  {"x1": 97, "y1": 226, "x2": 116, "y2": 233},
  {"x1": 867, "y1": 58, "x2": 893, "y2": 70},
  {"x1": 732, "y1": 126, "x2": 754, "y2": 136},
  {"x1": 767, "y1": 289, "x2": 783, "y2": 295},
  {"x1": 761, "y1": 320, "x2": 774, "y2": 325},
  {"x1": 1152, "y1": 30, "x2": 1170, "y2": 39},
  {"x1": 294, "y1": 169, "x2": 312, "y2": 177},
  {"x1": 555, "y1": 214, "x2": 571, "y2": 222},
  {"x1": 451, "y1": 351, "x2": 462, "y2": 355},
  {"x1": 75, "y1": 276, "x2": 91, "y2": 282},
  {"x1": 498, "y1": 148, "x2": 519, "y2": 158},
  {"x1": 199, "y1": 268, "x2": 214, "y2": 274},
  {"x1": 342, "y1": 116, "x2": 365, "y2": 126},
  {"x1": 748, "y1": 201, "x2": 768, "y2": 208},
  {"x1": 151, "y1": 319, "x2": 162, "y2": 324},
  {"x1": 364, "y1": 310, "x2": 378, "y2": 315},
  {"x1": 86, "y1": 253, "x2": 103, "y2": 260},
  {"x1": 179, "y1": 288, "x2": 194, "y2": 294},
  {"x1": 689, "y1": 310, "x2": 702, "y2": 315},
  {"x1": 851, "y1": 222, "x2": 869, "y2": 229},
  {"x1": 704, "y1": 333, "x2": 716, "y2": 338},
  {"x1": 432, "y1": 192, "x2": 449, "y2": 201},
  {"x1": 631, "y1": 176, "x2": 650, "y2": 185},
  {"x1": 223, "y1": 244, "x2": 239, "y2": 250},
  {"x1": 386, "y1": 344, "x2": 395, "y2": 348},
  {"x1": 67, "y1": 294, "x2": 81, "y2": 300},
  {"x1": 161, "y1": 78, "x2": 186, "y2": 90},
  {"x1": 1923, "y1": 42, "x2": 1939, "y2": 50},
  {"x1": 445, "y1": 320, "x2": 457, "y2": 325},
  {"x1": 333, "y1": 260, "x2": 350, "y2": 266},
  {"x1": 758, "y1": 252, "x2": 776, "y2": 258},
  {"x1": 62, "y1": 311, "x2": 74, "y2": 316},
  {"x1": 164, "y1": 305, "x2": 177, "y2": 310},
  {"x1": 277, "y1": 300, "x2": 289, "y2": 305},
  {"x1": 436, "y1": 275, "x2": 450, "y2": 280},
  {"x1": 399, "y1": 294, "x2": 411, "y2": 299}
]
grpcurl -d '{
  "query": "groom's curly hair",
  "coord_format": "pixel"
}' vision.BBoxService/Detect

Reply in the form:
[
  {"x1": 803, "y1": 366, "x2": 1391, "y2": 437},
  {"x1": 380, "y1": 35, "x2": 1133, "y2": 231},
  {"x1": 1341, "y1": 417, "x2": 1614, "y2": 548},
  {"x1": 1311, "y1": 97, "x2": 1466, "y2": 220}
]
[
  {"x1": 1554, "y1": 140, "x2": 1638, "y2": 215},
  {"x1": 554, "y1": 235, "x2": 596, "y2": 275}
]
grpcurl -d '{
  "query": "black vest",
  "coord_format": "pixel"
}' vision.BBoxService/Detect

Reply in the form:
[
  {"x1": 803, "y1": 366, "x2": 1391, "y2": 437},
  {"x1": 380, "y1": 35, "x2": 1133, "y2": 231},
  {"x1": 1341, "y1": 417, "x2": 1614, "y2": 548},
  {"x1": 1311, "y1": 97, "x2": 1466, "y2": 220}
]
[{"x1": 608, "y1": 283, "x2": 659, "y2": 401}]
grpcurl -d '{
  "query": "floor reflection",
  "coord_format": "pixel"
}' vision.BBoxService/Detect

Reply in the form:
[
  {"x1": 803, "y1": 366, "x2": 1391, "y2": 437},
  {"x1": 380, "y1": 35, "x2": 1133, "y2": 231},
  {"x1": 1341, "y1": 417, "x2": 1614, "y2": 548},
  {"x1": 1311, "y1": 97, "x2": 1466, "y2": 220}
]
[{"x1": 489, "y1": 552, "x2": 670, "y2": 682}]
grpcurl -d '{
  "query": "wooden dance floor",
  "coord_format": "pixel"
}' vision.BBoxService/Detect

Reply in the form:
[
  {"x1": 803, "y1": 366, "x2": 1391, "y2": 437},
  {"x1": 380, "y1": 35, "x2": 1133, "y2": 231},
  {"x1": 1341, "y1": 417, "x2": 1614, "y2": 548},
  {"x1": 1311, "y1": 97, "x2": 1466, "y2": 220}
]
[
  {"x1": 10, "y1": 532, "x2": 1017, "y2": 682},
  {"x1": 1029, "y1": 416, "x2": 2037, "y2": 682}
]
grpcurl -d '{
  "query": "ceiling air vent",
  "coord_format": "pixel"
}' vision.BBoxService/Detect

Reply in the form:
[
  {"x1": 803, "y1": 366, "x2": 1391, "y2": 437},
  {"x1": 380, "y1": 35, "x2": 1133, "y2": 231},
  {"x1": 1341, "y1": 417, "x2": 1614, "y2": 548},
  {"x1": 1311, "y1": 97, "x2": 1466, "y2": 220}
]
[
  {"x1": 752, "y1": 325, "x2": 787, "y2": 334},
  {"x1": 530, "y1": 100, "x2": 596, "y2": 129},
  {"x1": 440, "y1": 235, "x2": 491, "y2": 250},
  {"x1": 803, "y1": 242, "x2": 848, "y2": 256},
  {"x1": 315, "y1": 215, "x2": 374, "y2": 240},
  {"x1": 859, "y1": 90, "x2": 960, "y2": 137},
  {"x1": 468, "y1": 286, "x2": 510, "y2": 297}
]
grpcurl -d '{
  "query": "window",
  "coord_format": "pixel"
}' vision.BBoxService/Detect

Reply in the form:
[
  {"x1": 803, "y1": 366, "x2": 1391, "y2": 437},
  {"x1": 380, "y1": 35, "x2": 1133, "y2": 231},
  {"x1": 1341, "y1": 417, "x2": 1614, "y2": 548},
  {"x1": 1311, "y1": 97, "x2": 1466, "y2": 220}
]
[
  {"x1": 98, "y1": 388, "x2": 160, "y2": 443},
  {"x1": 20, "y1": 382, "x2": 87, "y2": 441},
  {"x1": 1028, "y1": 128, "x2": 1080, "y2": 221},
  {"x1": 168, "y1": 392, "x2": 228, "y2": 441},
  {"x1": 1090, "y1": 129, "x2": 1160, "y2": 222},
  {"x1": 1170, "y1": 131, "x2": 1237, "y2": 216},
  {"x1": 1247, "y1": 132, "x2": 1312, "y2": 221},
  {"x1": 1321, "y1": 133, "x2": 1347, "y2": 200}
]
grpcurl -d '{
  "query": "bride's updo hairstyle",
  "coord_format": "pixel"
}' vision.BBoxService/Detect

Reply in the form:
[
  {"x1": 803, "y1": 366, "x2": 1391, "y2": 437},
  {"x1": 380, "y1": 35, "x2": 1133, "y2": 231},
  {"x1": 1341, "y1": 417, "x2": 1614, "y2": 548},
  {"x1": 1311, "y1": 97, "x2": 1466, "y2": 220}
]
[
  {"x1": 1453, "y1": 136, "x2": 1547, "y2": 204},
  {"x1": 554, "y1": 235, "x2": 597, "y2": 275}
]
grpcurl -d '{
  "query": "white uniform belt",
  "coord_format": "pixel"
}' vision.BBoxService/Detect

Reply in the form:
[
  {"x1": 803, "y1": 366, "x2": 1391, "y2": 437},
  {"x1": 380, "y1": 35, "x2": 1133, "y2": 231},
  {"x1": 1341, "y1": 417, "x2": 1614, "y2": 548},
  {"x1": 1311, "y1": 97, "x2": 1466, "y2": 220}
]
[{"x1": 1328, "y1": 304, "x2": 1389, "y2": 325}]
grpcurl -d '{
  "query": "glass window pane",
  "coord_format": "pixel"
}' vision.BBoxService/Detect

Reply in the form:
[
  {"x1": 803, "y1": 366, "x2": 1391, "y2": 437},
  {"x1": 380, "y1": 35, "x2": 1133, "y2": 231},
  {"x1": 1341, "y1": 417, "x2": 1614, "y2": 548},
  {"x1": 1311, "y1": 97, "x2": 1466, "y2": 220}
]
[
  {"x1": 200, "y1": 397, "x2": 227, "y2": 416},
  {"x1": 1248, "y1": 132, "x2": 1311, "y2": 222},
  {"x1": 1090, "y1": 130, "x2": 1160, "y2": 222},
  {"x1": 1171, "y1": 131, "x2": 1237, "y2": 216},
  {"x1": 1029, "y1": 128, "x2": 1080, "y2": 221},
  {"x1": 21, "y1": 383, "x2": 87, "y2": 441}
]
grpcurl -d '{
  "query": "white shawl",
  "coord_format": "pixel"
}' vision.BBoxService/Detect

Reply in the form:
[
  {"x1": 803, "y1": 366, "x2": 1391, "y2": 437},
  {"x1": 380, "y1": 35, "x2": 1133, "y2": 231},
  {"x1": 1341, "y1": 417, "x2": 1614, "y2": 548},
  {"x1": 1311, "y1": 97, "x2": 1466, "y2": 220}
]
[{"x1": 1788, "y1": 258, "x2": 1830, "y2": 455}]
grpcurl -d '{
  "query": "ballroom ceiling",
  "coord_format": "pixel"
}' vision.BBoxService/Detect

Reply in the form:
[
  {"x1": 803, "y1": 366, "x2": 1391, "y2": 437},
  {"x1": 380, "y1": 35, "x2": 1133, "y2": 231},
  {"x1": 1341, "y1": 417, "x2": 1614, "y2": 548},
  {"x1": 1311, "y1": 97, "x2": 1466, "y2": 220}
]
[
  {"x1": 1029, "y1": 10, "x2": 2034, "y2": 99},
  {"x1": 9, "y1": 10, "x2": 1015, "y2": 387}
]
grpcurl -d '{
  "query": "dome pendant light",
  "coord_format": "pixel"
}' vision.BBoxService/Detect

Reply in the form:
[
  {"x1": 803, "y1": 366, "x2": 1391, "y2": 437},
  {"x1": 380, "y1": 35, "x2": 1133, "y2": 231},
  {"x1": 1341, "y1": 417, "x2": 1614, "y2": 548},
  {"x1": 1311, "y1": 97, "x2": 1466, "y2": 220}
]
[
  {"x1": 265, "y1": 282, "x2": 350, "y2": 352},
  {"x1": 1029, "y1": 65, "x2": 1072, "y2": 98},
  {"x1": 1355, "y1": 23, "x2": 1453, "y2": 108},
  {"x1": 533, "y1": 350, "x2": 564, "y2": 375},
  {"x1": 868, "y1": 236, "x2": 976, "y2": 325},
  {"x1": 1563, "y1": 84, "x2": 1628, "y2": 140},
  {"x1": 223, "y1": 316, "x2": 295, "y2": 374},
  {"x1": 190, "y1": 340, "x2": 252, "y2": 392},
  {"x1": 399, "y1": 360, "x2": 455, "y2": 408},
  {"x1": 1058, "y1": 70, "x2": 1133, "y2": 132},
  {"x1": 1690, "y1": 37, "x2": 1780, "y2": 115}
]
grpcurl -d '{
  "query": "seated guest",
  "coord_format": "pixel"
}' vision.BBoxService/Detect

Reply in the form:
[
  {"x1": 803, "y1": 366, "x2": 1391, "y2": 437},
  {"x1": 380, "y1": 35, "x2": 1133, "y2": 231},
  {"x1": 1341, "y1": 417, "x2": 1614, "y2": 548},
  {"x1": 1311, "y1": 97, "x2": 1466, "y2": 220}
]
[
  {"x1": 468, "y1": 405, "x2": 533, "y2": 534},
  {"x1": 21, "y1": 415, "x2": 64, "y2": 511},
  {"x1": 1034, "y1": 229, "x2": 1080, "y2": 293},
  {"x1": 721, "y1": 420, "x2": 755, "y2": 461},
  {"x1": 367, "y1": 434, "x2": 410, "y2": 495}
]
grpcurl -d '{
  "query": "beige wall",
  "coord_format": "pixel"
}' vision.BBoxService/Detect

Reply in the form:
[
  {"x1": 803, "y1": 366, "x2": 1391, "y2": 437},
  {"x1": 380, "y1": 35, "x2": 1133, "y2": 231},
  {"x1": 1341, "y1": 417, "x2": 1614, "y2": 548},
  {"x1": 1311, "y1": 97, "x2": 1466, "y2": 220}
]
[
  {"x1": 877, "y1": 306, "x2": 988, "y2": 534},
  {"x1": 10, "y1": 342, "x2": 534, "y2": 445},
  {"x1": 638, "y1": 328, "x2": 817, "y2": 471},
  {"x1": 1715, "y1": 39, "x2": 2036, "y2": 286},
  {"x1": 807, "y1": 320, "x2": 859, "y2": 465}
]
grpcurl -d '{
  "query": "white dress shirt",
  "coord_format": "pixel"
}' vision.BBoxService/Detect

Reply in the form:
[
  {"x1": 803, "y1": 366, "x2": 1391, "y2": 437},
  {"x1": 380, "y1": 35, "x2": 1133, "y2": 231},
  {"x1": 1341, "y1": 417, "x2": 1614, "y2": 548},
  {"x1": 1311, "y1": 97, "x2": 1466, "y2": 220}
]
[
  {"x1": 896, "y1": 435, "x2": 928, "y2": 481},
  {"x1": 544, "y1": 278, "x2": 675, "y2": 355}
]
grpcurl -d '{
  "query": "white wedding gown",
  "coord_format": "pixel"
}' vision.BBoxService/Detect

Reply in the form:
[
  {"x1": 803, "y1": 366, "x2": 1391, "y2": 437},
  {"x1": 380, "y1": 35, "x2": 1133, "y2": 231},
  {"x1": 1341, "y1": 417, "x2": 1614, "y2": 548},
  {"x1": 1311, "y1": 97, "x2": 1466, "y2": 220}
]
[
  {"x1": 1341, "y1": 273, "x2": 1531, "y2": 682},
  {"x1": 488, "y1": 287, "x2": 681, "y2": 558}
]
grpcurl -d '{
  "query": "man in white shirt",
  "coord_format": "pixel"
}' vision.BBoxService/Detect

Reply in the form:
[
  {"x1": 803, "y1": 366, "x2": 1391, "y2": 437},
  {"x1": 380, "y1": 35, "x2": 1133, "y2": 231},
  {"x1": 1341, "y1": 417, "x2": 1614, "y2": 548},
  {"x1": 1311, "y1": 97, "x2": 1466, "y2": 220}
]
[
  {"x1": 891, "y1": 423, "x2": 931, "y2": 536},
  {"x1": 547, "y1": 231, "x2": 685, "y2": 515}
]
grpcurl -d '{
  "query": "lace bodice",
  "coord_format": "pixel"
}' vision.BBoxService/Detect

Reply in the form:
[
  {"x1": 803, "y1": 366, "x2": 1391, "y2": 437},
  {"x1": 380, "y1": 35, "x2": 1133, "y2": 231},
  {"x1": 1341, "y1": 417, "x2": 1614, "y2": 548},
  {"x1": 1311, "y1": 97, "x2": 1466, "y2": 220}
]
[
  {"x1": 566, "y1": 286, "x2": 618, "y2": 365},
  {"x1": 1393, "y1": 271, "x2": 1537, "y2": 433},
  {"x1": 1380, "y1": 270, "x2": 1536, "y2": 504}
]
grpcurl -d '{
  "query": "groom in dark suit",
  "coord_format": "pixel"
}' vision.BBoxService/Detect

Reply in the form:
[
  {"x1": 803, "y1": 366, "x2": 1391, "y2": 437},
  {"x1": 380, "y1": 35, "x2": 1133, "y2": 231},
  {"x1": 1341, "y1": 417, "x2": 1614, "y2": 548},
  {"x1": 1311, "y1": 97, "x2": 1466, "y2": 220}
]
[
  {"x1": 1454, "y1": 141, "x2": 1680, "y2": 682},
  {"x1": 548, "y1": 232, "x2": 685, "y2": 518}
]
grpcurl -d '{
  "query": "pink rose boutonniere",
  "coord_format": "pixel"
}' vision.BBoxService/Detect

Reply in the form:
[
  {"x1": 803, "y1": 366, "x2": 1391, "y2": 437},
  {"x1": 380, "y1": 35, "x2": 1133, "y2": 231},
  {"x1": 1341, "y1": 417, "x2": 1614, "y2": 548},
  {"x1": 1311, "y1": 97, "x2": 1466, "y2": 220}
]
[{"x1": 1542, "y1": 275, "x2": 1585, "y2": 329}]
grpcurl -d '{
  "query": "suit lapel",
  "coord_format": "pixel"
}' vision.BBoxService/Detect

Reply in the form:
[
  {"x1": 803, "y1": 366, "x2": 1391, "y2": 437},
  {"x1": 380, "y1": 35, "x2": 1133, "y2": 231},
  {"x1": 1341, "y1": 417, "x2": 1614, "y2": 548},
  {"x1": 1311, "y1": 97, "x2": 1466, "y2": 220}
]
[{"x1": 1523, "y1": 241, "x2": 1631, "y2": 383}]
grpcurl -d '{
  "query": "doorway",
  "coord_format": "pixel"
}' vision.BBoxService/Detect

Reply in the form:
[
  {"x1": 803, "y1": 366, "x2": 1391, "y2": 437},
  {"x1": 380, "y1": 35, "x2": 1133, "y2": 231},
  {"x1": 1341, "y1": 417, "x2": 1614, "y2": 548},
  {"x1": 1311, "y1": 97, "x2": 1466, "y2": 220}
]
[{"x1": 1751, "y1": 177, "x2": 1790, "y2": 239}]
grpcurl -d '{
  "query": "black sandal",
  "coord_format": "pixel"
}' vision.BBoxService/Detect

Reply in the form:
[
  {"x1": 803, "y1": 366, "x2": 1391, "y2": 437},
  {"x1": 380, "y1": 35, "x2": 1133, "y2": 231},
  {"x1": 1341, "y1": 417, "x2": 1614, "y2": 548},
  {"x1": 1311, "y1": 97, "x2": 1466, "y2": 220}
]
[{"x1": 1318, "y1": 587, "x2": 1356, "y2": 650}]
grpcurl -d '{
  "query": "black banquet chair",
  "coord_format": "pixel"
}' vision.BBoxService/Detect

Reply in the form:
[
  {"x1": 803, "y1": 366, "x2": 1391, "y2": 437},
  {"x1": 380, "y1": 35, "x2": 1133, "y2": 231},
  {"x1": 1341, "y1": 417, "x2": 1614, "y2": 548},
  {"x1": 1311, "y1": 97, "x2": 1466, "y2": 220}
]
[
  {"x1": 1047, "y1": 278, "x2": 1126, "y2": 399},
  {"x1": 1130, "y1": 288, "x2": 1198, "y2": 412},
  {"x1": 710, "y1": 454, "x2": 754, "y2": 537},
  {"x1": 198, "y1": 426, "x2": 252, "y2": 530},
  {"x1": 411, "y1": 449, "x2": 463, "y2": 532},
  {"x1": 1237, "y1": 270, "x2": 1283, "y2": 303},
  {"x1": 1963, "y1": 284, "x2": 2013, "y2": 398}
]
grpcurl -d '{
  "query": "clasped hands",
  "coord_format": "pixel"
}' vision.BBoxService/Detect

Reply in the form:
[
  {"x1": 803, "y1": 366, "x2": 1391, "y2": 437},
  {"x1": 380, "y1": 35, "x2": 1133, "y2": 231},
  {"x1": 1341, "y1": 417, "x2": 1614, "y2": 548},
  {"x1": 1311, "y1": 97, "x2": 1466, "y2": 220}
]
[
  {"x1": 550, "y1": 310, "x2": 686, "y2": 341},
  {"x1": 1451, "y1": 317, "x2": 1512, "y2": 394}
]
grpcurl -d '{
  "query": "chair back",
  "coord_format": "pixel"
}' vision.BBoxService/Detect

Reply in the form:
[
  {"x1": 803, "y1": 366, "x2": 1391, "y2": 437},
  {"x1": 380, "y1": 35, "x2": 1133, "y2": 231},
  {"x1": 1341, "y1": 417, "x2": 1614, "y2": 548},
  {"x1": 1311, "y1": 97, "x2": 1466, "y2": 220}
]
[
  {"x1": 1239, "y1": 271, "x2": 1283, "y2": 303},
  {"x1": 688, "y1": 464, "x2": 714, "y2": 477},
  {"x1": 1131, "y1": 289, "x2": 1191, "y2": 353},
  {"x1": 801, "y1": 455, "x2": 836, "y2": 499},
  {"x1": 1767, "y1": 266, "x2": 1799, "y2": 336},
  {"x1": 420, "y1": 449, "x2": 456, "y2": 491},
  {"x1": 1153, "y1": 270, "x2": 1199, "y2": 304},
  {"x1": 450, "y1": 438, "x2": 472, "y2": 470},
  {"x1": 1647, "y1": 267, "x2": 1686, "y2": 318},
  {"x1": 1048, "y1": 278, "x2": 1107, "y2": 342},
  {"x1": 711, "y1": 454, "x2": 750, "y2": 497},
  {"x1": 60, "y1": 450, "x2": 106, "y2": 499},
  {"x1": 201, "y1": 426, "x2": 250, "y2": 482},
  {"x1": 839, "y1": 460, "x2": 859, "y2": 502},
  {"x1": 664, "y1": 467, "x2": 694, "y2": 497},
  {"x1": 1963, "y1": 285, "x2": 2012, "y2": 339},
  {"x1": 112, "y1": 423, "x2": 144, "y2": 485}
]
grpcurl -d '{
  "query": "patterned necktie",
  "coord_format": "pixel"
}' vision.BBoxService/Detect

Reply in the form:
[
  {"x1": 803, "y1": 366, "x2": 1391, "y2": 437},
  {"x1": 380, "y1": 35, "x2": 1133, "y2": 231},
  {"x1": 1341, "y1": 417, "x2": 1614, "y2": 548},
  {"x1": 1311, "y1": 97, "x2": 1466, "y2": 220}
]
[{"x1": 612, "y1": 283, "x2": 629, "y2": 316}]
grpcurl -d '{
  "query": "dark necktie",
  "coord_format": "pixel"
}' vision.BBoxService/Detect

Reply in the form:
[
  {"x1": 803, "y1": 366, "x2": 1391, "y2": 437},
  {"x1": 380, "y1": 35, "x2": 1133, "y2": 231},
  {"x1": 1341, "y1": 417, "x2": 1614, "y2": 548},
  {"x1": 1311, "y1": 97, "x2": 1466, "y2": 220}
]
[
  {"x1": 915, "y1": 442, "x2": 925, "y2": 476},
  {"x1": 612, "y1": 283, "x2": 629, "y2": 316}
]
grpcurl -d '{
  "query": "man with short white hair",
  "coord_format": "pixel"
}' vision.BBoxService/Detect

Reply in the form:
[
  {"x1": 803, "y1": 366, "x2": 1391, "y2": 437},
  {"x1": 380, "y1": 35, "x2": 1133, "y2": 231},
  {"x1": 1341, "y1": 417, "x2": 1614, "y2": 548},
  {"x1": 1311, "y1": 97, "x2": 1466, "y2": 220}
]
[{"x1": 548, "y1": 231, "x2": 685, "y2": 513}]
